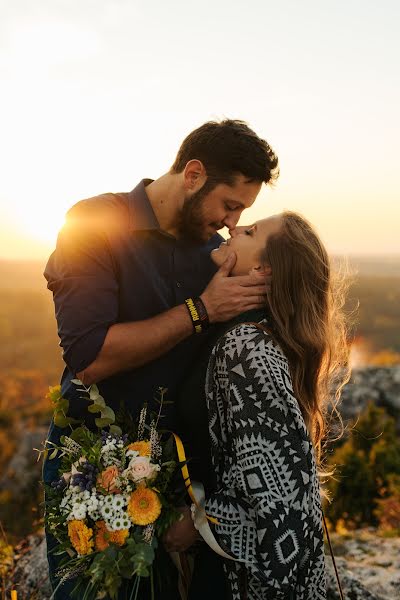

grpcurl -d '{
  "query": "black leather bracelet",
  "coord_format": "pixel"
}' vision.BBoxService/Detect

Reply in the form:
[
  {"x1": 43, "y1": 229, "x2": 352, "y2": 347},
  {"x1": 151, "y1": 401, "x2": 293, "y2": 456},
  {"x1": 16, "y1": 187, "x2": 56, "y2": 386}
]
[
  {"x1": 184, "y1": 298, "x2": 203, "y2": 334},
  {"x1": 192, "y1": 297, "x2": 210, "y2": 330}
]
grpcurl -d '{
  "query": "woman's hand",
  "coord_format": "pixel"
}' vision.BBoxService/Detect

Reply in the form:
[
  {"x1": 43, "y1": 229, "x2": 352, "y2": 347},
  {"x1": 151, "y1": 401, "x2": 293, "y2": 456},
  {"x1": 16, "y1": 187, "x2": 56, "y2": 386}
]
[{"x1": 163, "y1": 506, "x2": 200, "y2": 552}]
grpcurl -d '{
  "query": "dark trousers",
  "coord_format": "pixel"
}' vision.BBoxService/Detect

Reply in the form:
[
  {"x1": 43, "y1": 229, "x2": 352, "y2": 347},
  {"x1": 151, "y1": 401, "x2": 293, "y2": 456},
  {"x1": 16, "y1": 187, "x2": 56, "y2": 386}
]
[{"x1": 188, "y1": 544, "x2": 230, "y2": 600}]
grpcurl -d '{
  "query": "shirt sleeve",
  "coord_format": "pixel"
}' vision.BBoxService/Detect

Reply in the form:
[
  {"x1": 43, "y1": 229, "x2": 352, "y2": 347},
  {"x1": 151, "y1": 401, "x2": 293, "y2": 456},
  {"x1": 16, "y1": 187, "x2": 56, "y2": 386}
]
[
  {"x1": 44, "y1": 207, "x2": 119, "y2": 374},
  {"x1": 204, "y1": 328, "x2": 315, "y2": 593}
]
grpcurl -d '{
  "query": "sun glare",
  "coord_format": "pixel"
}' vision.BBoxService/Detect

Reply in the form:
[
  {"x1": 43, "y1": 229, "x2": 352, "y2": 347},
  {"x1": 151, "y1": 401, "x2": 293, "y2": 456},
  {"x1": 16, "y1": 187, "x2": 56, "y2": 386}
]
[{"x1": 19, "y1": 207, "x2": 65, "y2": 246}]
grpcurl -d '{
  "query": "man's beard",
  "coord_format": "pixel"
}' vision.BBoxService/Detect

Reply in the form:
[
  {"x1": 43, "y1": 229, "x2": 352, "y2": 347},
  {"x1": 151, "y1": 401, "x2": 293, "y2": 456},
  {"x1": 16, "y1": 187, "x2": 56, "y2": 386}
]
[{"x1": 177, "y1": 181, "x2": 222, "y2": 243}]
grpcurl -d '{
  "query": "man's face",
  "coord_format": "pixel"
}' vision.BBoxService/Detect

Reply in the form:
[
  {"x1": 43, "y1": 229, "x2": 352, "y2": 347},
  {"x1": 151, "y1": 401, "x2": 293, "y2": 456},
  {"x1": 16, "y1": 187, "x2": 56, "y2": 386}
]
[{"x1": 178, "y1": 174, "x2": 262, "y2": 243}]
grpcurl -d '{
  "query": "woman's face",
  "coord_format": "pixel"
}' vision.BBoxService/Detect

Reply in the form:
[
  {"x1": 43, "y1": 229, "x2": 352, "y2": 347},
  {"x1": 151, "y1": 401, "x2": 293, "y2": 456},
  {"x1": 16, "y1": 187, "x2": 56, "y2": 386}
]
[{"x1": 211, "y1": 215, "x2": 283, "y2": 275}]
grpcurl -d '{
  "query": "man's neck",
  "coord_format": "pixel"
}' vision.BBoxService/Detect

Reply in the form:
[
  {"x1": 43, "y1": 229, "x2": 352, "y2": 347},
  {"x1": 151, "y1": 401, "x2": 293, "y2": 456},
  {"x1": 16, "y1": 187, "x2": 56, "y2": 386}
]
[{"x1": 145, "y1": 173, "x2": 183, "y2": 236}]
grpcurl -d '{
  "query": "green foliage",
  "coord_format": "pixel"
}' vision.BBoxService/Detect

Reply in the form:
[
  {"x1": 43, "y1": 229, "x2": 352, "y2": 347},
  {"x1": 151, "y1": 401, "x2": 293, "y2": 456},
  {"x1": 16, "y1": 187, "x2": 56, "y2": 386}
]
[
  {"x1": 374, "y1": 474, "x2": 400, "y2": 535},
  {"x1": 325, "y1": 402, "x2": 400, "y2": 528},
  {"x1": 48, "y1": 385, "x2": 82, "y2": 429}
]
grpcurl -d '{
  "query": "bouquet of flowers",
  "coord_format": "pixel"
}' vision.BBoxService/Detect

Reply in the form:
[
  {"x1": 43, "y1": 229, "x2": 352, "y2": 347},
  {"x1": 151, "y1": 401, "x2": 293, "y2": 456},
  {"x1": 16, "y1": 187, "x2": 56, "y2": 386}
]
[{"x1": 44, "y1": 381, "x2": 181, "y2": 600}]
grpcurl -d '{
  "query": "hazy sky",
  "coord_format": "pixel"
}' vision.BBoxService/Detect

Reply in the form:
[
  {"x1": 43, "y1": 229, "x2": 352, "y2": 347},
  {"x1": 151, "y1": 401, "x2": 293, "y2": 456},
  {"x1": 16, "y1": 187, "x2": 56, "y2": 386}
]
[{"x1": 1, "y1": 0, "x2": 399, "y2": 260}]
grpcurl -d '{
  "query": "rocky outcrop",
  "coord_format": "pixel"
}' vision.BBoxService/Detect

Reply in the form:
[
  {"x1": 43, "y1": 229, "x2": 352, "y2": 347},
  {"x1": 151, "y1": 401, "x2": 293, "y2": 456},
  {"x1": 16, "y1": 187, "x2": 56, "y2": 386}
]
[
  {"x1": 0, "y1": 427, "x2": 47, "y2": 495},
  {"x1": 6, "y1": 530, "x2": 400, "y2": 599},
  {"x1": 326, "y1": 530, "x2": 400, "y2": 600},
  {"x1": 5, "y1": 533, "x2": 52, "y2": 600},
  {"x1": 338, "y1": 366, "x2": 400, "y2": 429}
]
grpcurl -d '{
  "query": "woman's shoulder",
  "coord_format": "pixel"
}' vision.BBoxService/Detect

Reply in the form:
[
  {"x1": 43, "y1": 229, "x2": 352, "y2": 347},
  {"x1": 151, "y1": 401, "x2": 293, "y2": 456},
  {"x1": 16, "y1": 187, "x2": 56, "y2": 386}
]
[{"x1": 214, "y1": 320, "x2": 283, "y2": 359}]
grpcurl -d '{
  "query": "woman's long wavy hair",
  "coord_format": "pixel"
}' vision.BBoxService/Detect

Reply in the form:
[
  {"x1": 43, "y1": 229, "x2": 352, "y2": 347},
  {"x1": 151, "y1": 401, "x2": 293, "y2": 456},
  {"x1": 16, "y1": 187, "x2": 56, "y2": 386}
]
[{"x1": 261, "y1": 211, "x2": 350, "y2": 462}]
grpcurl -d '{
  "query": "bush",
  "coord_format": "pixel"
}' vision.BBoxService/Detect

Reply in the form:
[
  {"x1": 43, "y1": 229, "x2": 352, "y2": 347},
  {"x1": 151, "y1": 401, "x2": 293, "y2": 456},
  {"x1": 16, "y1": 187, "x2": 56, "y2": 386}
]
[
  {"x1": 374, "y1": 474, "x2": 400, "y2": 535},
  {"x1": 325, "y1": 402, "x2": 400, "y2": 530}
]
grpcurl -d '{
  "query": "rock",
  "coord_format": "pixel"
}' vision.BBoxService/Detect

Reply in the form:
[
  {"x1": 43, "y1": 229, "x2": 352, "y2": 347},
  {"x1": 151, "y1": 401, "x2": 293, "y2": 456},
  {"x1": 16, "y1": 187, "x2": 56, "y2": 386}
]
[
  {"x1": 338, "y1": 367, "x2": 400, "y2": 430},
  {"x1": 326, "y1": 530, "x2": 400, "y2": 600},
  {"x1": 8, "y1": 529, "x2": 400, "y2": 600},
  {"x1": 6, "y1": 533, "x2": 52, "y2": 600},
  {"x1": 0, "y1": 427, "x2": 47, "y2": 495},
  {"x1": 326, "y1": 557, "x2": 385, "y2": 599}
]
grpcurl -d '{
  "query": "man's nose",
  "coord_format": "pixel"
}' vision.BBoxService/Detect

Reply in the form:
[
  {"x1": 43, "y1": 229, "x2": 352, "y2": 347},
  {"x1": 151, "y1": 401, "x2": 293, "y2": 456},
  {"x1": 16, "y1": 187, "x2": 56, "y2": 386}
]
[{"x1": 223, "y1": 214, "x2": 240, "y2": 231}]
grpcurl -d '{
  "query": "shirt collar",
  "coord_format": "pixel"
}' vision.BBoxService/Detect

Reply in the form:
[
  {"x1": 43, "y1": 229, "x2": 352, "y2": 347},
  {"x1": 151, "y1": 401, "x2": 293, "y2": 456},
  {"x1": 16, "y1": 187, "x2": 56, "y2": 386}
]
[{"x1": 127, "y1": 179, "x2": 160, "y2": 231}]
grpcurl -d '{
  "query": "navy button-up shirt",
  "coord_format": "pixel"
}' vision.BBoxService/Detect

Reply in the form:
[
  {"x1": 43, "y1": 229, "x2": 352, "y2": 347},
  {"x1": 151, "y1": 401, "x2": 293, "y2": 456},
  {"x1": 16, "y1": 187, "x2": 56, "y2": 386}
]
[{"x1": 44, "y1": 180, "x2": 222, "y2": 429}]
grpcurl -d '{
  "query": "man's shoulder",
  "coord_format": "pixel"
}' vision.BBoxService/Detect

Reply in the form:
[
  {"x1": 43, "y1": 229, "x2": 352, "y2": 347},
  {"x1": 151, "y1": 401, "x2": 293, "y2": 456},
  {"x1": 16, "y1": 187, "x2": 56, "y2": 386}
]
[
  {"x1": 67, "y1": 191, "x2": 128, "y2": 218},
  {"x1": 65, "y1": 192, "x2": 130, "y2": 233}
]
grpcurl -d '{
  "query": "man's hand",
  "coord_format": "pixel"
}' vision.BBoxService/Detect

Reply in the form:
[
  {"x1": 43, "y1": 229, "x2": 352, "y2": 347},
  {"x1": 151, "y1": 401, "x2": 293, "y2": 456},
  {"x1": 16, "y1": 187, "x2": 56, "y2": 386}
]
[
  {"x1": 201, "y1": 253, "x2": 271, "y2": 323},
  {"x1": 163, "y1": 506, "x2": 200, "y2": 553}
]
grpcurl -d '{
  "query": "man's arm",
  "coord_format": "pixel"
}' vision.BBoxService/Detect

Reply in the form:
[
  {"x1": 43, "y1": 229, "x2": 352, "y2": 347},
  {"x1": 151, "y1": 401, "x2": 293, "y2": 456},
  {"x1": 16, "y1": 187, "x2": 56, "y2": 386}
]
[{"x1": 78, "y1": 253, "x2": 267, "y2": 385}]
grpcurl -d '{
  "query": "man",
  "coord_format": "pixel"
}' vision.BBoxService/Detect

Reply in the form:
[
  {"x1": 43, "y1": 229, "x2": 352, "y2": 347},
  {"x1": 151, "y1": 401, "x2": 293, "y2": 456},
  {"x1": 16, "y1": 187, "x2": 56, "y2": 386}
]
[{"x1": 43, "y1": 119, "x2": 279, "y2": 598}]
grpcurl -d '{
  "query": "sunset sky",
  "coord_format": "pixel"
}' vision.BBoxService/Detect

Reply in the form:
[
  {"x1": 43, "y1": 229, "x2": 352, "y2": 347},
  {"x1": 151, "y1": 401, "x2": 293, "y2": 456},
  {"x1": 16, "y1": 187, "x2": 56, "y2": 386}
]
[{"x1": 1, "y1": 0, "x2": 399, "y2": 260}]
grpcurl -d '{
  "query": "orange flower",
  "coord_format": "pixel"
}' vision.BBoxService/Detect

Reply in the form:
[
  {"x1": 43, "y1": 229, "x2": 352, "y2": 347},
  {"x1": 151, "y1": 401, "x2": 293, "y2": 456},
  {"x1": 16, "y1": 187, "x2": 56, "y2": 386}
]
[
  {"x1": 95, "y1": 521, "x2": 129, "y2": 551},
  {"x1": 97, "y1": 465, "x2": 121, "y2": 493},
  {"x1": 128, "y1": 441, "x2": 151, "y2": 457},
  {"x1": 68, "y1": 520, "x2": 93, "y2": 555},
  {"x1": 94, "y1": 521, "x2": 111, "y2": 551},
  {"x1": 127, "y1": 488, "x2": 161, "y2": 525},
  {"x1": 110, "y1": 528, "x2": 129, "y2": 546}
]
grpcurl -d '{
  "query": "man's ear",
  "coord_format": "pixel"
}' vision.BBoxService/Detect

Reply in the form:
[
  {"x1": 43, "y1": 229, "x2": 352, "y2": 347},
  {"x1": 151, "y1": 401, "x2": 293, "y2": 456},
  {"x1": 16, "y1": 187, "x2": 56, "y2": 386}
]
[{"x1": 183, "y1": 160, "x2": 207, "y2": 192}]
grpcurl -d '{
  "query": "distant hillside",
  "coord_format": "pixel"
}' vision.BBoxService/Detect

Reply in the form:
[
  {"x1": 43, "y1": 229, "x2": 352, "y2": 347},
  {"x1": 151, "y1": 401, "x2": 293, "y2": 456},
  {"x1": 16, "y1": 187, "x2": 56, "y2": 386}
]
[
  {"x1": 0, "y1": 255, "x2": 399, "y2": 361},
  {"x1": 344, "y1": 255, "x2": 400, "y2": 277},
  {"x1": 1, "y1": 254, "x2": 399, "y2": 289},
  {"x1": 0, "y1": 259, "x2": 48, "y2": 290}
]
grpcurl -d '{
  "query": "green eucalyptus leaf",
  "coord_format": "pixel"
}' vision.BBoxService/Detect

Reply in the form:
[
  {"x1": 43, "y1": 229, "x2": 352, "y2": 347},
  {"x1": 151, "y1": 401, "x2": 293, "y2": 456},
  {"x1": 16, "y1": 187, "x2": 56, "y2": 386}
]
[
  {"x1": 71, "y1": 378, "x2": 83, "y2": 385},
  {"x1": 49, "y1": 448, "x2": 59, "y2": 460},
  {"x1": 109, "y1": 424, "x2": 122, "y2": 436},
  {"x1": 57, "y1": 398, "x2": 69, "y2": 412},
  {"x1": 87, "y1": 403, "x2": 104, "y2": 413},
  {"x1": 89, "y1": 385, "x2": 100, "y2": 400},
  {"x1": 100, "y1": 406, "x2": 115, "y2": 421},
  {"x1": 54, "y1": 411, "x2": 71, "y2": 428},
  {"x1": 69, "y1": 427, "x2": 86, "y2": 443},
  {"x1": 95, "y1": 395, "x2": 106, "y2": 407},
  {"x1": 95, "y1": 417, "x2": 113, "y2": 428}
]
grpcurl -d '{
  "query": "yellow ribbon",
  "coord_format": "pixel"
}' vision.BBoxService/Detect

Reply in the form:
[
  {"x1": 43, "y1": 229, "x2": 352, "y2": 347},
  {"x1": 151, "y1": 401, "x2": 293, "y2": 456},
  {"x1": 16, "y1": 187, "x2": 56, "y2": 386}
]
[{"x1": 172, "y1": 432, "x2": 218, "y2": 525}]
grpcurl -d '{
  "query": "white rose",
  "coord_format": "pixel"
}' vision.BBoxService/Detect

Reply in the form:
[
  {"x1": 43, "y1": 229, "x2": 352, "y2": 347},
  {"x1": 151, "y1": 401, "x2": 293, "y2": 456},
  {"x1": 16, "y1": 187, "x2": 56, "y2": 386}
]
[{"x1": 123, "y1": 456, "x2": 159, "y2": 483}]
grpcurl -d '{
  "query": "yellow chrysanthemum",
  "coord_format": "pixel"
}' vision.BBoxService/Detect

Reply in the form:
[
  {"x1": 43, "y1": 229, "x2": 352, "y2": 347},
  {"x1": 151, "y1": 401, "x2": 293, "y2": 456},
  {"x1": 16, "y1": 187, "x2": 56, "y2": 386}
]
[
  {"x1": 128, "y1": 488, "x2": 161, "y2": 525},
  {"x1": 128, "y1": 440, "x2": 151, "y2": 457},
  {"x1": 68, "y1": 520, "x2": 94, "y2": 556},
  {"x1": 95, "y1": 521, "x2": 130, "y2": 551},
  {"x1": 46, "y1": 384, "x2": 62, "y2": 403}
]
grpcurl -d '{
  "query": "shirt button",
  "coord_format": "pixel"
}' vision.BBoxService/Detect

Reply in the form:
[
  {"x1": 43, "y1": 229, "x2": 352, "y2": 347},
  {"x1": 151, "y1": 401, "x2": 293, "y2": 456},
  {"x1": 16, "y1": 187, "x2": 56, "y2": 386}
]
[{"x1": 176, "y1": 281, "x2": 181, "y2": 288}]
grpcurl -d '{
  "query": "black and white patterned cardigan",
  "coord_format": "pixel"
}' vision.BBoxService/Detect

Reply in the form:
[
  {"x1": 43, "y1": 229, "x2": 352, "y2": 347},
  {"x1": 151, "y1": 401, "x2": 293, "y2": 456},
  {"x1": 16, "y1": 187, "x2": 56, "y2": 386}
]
[{"x1": 203, "y1": 323, "x2": 327, "y2": 600}]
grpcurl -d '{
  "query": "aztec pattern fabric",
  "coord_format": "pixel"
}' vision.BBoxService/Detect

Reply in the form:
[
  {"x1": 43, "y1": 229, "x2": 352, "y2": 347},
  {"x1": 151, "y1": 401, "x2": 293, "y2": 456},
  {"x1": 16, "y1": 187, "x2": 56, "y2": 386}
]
[{"x1": 204, "y1": 323, "x2": 327, "y2": 600}]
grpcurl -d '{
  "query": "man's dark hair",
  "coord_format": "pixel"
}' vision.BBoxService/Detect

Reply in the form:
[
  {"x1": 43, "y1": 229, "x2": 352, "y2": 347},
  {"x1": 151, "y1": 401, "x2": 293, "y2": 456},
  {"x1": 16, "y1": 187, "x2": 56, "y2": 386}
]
[{"x1": 171, "y1": 119, "x2": 279, "y2": 187}]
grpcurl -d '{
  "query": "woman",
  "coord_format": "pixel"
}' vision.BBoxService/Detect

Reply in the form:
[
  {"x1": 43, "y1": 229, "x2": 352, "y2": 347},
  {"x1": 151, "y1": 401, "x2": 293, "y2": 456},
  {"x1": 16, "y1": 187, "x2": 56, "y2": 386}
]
[{"x1": 169, "y1": 211, "x2": 349, "y2": 600}]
